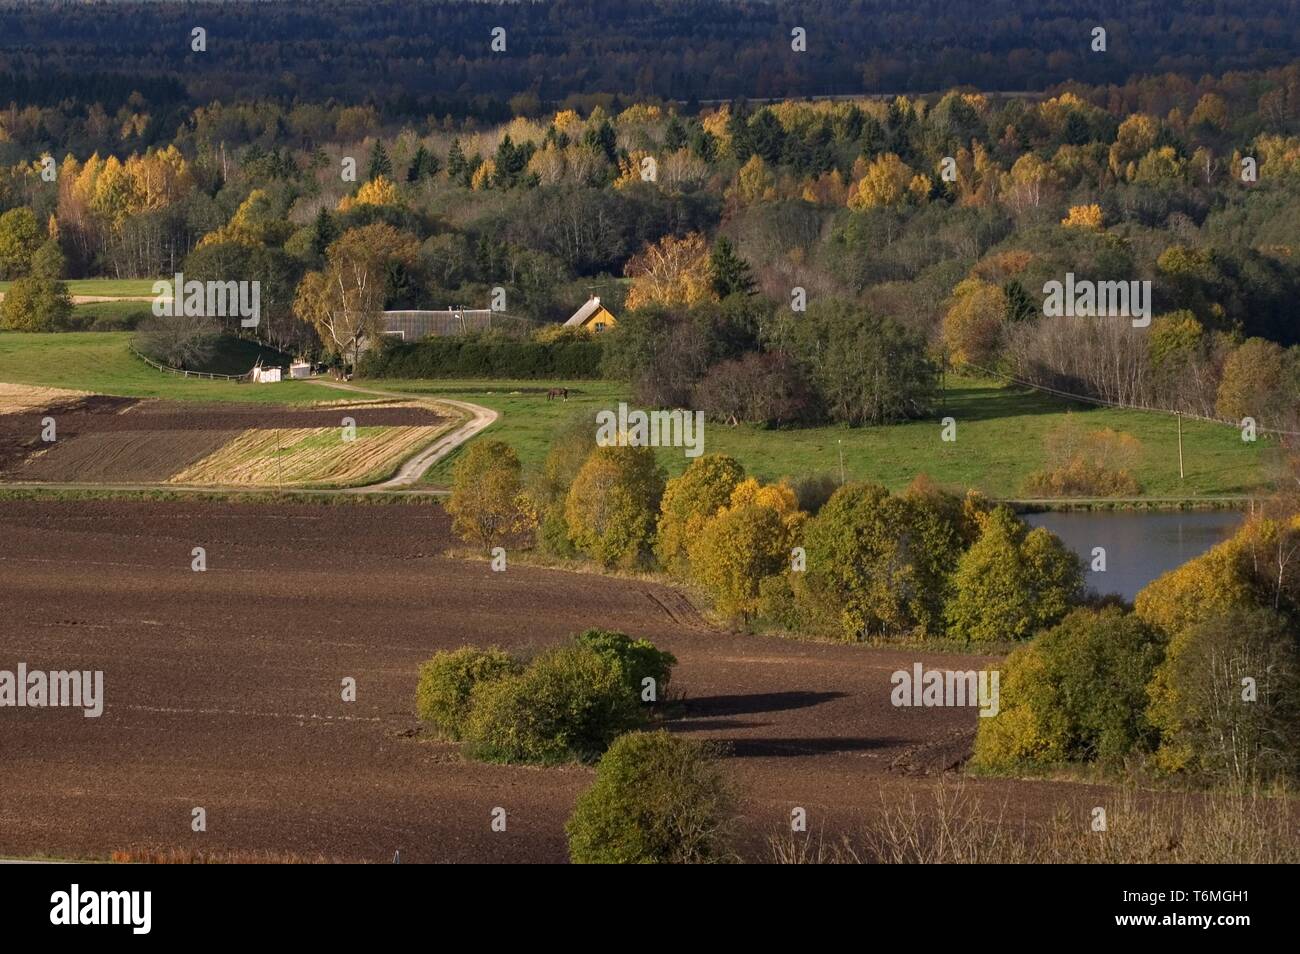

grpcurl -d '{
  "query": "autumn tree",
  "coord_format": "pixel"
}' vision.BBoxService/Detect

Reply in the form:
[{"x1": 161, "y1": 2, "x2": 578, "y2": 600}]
[
  {"x1": 564, "y1": 445, "x2": 666, "y2": 568},
  {"x1": 688, "y1": 502, "x2": 792, "y2": 621},
  {"x1": 725, "y1": 155, "x2": 776, "y2": 205},
  {"x1": 1215, "y1": 338, "x2": 1289, "y2": 424},
  {"x1": 942, "y1": 277, "x2": 1007, "y2": 368},
  {"x1": 686, "y1": 478, "x2": 805, "y2": 619},
  {"x1": 1061, "y1": 203, "x2": 1104, "y2": 230},
  {"x1": 848, "y1": 153, "x2": 926, "y2": 210},
  {"x1": 1000, "y1": 153, "x2": 1055, "y2": 212},
  {"x1": 945, "y1": 507, "x2": 1082, "y2": 642},
  {"x1": 655, "y1": 454, "x2": 746, "y2": 577},
  {"x1": 338, "y1": 175, "x2": 401, "y2": 211},
  {"x1": 532, "y1": 413, "x2": 598, "y2": 556},
  {"x1": 292, "y1": 223, "x2": 419, "y2": 367},
  {"x1": 198, "y1": 189, "x2": 291, "y2": 249},
  {"x1": 623, "y1": 232, "x2": 713, "y2": 311},
  {"x1": 1108, "y1": 113, "x2": 1159, "y2": 177},
  {"x1": 447, "y1": 440, "x2": 537, "y2": 551}
]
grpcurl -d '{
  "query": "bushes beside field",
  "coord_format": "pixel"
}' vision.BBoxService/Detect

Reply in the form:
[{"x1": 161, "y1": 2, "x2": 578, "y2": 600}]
[
  {"x1": 360, "y1": 333, "x2": 603, "y2": 379},
  {"x1": 974, "y1": 513, "x2": 1300, "y2": 785},
  {"x1": 455, "y1": 440, "x2": 1086, "y2": 643},
  {"x1": 414, "y1": 630, "x2": 676, "y2": 764},
  {"x1": 566, "y1": 731, "x2": 735, "y2": 864},
  {"x1": 446, "y1": 439, "x2": 1300, "y2": 789}
]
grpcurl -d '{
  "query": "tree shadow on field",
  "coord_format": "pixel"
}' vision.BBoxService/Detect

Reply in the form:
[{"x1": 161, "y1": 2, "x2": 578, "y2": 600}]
[
  {"x1": 665, "y1": 719, "x2": 773, "y2": 732},
  {"x1": 714, "y1": 736, "x2": 903, "y2": 759},
  {"x1": 684, "y1": 690, "x2": 846, "y2": 719},
  {"x1": 940, "y1": 384, "x2": 1087, "y2": 423}
]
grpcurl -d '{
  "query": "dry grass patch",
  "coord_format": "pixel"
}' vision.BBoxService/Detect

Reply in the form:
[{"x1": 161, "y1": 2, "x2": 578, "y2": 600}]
[
  {"x1": 169, "y1": 422, "x2": 450, "y2": 486},
  {"x1": 770, "y1": 779, "x2": 1300, "y2": 864},
  {"x1": 0, "y1": 382, "x2": 90, "y2": 415}
]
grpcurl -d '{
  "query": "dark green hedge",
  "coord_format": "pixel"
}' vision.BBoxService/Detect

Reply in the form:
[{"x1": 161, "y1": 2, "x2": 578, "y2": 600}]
[{"x1": 360, "y1": 336, "x2": 604, "y2": 379}]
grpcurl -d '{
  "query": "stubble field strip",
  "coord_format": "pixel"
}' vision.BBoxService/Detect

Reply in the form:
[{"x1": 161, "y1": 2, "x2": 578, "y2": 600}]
[
  {"x1": 0, "y1": 375, "x2": 472, "y2": 488},
  {"x1": 168, "y1": 423, "x2": 449, "y2": 487}
]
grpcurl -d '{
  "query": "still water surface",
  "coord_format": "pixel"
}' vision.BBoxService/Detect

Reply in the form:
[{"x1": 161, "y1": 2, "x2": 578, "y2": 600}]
[{"x1": 1022, "y1": 510, "x2": 1244, "y2": 602}]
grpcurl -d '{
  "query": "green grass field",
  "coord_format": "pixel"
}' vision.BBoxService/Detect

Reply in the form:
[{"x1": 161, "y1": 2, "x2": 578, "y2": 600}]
[
  {"x1": 0, "y1": 332, "x2": 325, "y2": 403},
  {"x1": 0, "y1": 278, "x2": 160, "y2": 298},
  {"x1": 375, "y1": 379, "x2": 626, "y2": 482},
  {"x1": 69, "y1": 300, "x2": 153, "y2": 322},
  {"x1": 0, "y1": 333, "x2": 1274, "y2": 498},
  {"x1": 380, "y1": 376, "x2": 1271, "y2": 499}
]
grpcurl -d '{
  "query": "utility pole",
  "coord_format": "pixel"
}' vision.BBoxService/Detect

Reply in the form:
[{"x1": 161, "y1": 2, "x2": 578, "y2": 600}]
[
  {"x1": 1176, "y1": 412, "x2": 1184, "y2": 480},
  {"x1": 837, "y1": 438, "x2": 845, "y2": 486}
]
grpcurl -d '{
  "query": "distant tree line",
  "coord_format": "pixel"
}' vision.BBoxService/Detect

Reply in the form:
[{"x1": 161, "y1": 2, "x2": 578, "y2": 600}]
[{"x1": 2, "y1": 1, "x2": 1298, "y2": 106}]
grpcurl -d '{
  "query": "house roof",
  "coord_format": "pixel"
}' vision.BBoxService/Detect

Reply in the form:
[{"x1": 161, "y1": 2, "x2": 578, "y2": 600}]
[{"x1": 564, "y1": 296, "x2": 606, "y2": 327}]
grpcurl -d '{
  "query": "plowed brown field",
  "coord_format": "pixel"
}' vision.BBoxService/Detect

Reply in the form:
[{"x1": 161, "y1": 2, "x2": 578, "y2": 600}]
[{"x1": 0, "y1": 498, "x2": 1107, "y2": 863}]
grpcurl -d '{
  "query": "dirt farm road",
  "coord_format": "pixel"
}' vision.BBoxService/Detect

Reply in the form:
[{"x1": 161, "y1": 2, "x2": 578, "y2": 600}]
[{"x1": 307, "y1": 379, "x2": 498, "y2": 491}]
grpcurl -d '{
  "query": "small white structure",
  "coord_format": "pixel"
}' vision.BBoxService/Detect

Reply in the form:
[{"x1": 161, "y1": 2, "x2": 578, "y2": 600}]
[
  {"x1": 290, "y1": 362, "x2": 312, "y2": 379},
  {"x1": 251, "y1": 366, "x2": 282, "y2": 383}
]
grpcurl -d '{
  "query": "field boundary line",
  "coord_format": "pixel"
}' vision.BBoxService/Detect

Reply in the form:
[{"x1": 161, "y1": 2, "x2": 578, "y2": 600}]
[{"x1": 128, "y1": 343, "x2": 246, "y2": 381}]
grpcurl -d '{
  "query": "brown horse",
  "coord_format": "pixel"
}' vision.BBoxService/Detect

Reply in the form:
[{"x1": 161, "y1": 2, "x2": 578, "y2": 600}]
[{"x1": 546, "y1": 387, "x2": 568, "y2": 401}]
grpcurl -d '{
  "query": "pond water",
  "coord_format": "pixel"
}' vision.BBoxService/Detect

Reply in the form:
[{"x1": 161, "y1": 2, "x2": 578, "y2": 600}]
[{"x1": 1022, "y1": 510, "x2": 1244, "y2": 602}]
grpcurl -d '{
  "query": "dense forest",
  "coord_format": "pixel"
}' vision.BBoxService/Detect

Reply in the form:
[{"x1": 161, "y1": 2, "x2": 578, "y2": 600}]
[
  {"x1": 2, "y1": 4, "x2": 1300, "y2": 445},
  {"x1": 1, "y1": 0, "x2": 1299, "y2": 108}
]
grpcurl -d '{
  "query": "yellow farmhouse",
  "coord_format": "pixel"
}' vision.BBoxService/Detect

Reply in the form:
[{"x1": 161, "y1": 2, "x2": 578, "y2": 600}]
[{"x1": 563, "y1": 296, "x2": 618, "y2": 333}]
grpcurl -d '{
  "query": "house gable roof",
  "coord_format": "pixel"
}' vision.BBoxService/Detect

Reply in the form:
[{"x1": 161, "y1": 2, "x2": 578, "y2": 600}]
[{"x1": 564, "y1": 296, "x2": 606, "y2": 327}]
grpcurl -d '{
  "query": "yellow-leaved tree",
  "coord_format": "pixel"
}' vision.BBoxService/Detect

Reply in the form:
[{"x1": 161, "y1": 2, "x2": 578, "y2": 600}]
[
  {"x1": 292, "y1": 222, "x2": 419, "y2": 367},
  {"x1": 447, "y1": 440, "x2": 537, "y2": 551},
  {"x1": 655, "y1": 454, "x2": 746, "y2": 578},
  {"x1": 564, "y1": 445, "x2": 666, "y2": 568},
  {"x1": 199, "y1": 189, "x2": 289, "y2": 248},
  {"x1": 726, "y1": 155, "x2": 777, "y2": 205},
  {"x1": 623, "y1": 231, "x2": 713, "y2": 311},
  {"x1": 941, "y1": 277, "x2": 1007, "y2": 368},
  {"x1": 1061, "y1": 203, "x2": 1104, "y2": 230},
  {"x1": 1137, "y1": 515, "x2": 1300, "y2": 776},
  {"x1": 686, "y1": 478, "x2": 806, "y2": 620},
  {"x1": 848, "y1": 153, "x2": 916, "y2": 210},
  {"x1": 337, "y1": 175, "x2": 401, "y2": 212}
]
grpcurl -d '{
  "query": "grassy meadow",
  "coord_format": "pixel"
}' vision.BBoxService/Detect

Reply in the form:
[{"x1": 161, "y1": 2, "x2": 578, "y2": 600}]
[
  {"x1": 0, "y1": 278, "x2": 161, "y2": 298},
  {"x1": 0, "y1": 332, "x2": 1274, "y2": 498},
  {"x1": 0, "y1": 332, "x2": 326, "y2": 403},
  {"x1": 377, "y1": 376, "x2": 1271, "y2": 499}
]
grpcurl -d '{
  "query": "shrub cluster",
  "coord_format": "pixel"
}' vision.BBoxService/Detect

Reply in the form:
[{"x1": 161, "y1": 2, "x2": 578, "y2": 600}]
[
  {"x1": 453, "y1": 441, "x2": 1088, "y2": 643},
  {"x1": 414, "y1": 630, "x2": 675, "y2": 764},
  {"x1": 415, "y1": 647, "x2": 521, "y2": 740},
  {"x1": 566, "y1": 731, "x2": 735, "y2": 864},
  {"x1": 975, "y1": 513, "x2": 1300, "y2": 785}
]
